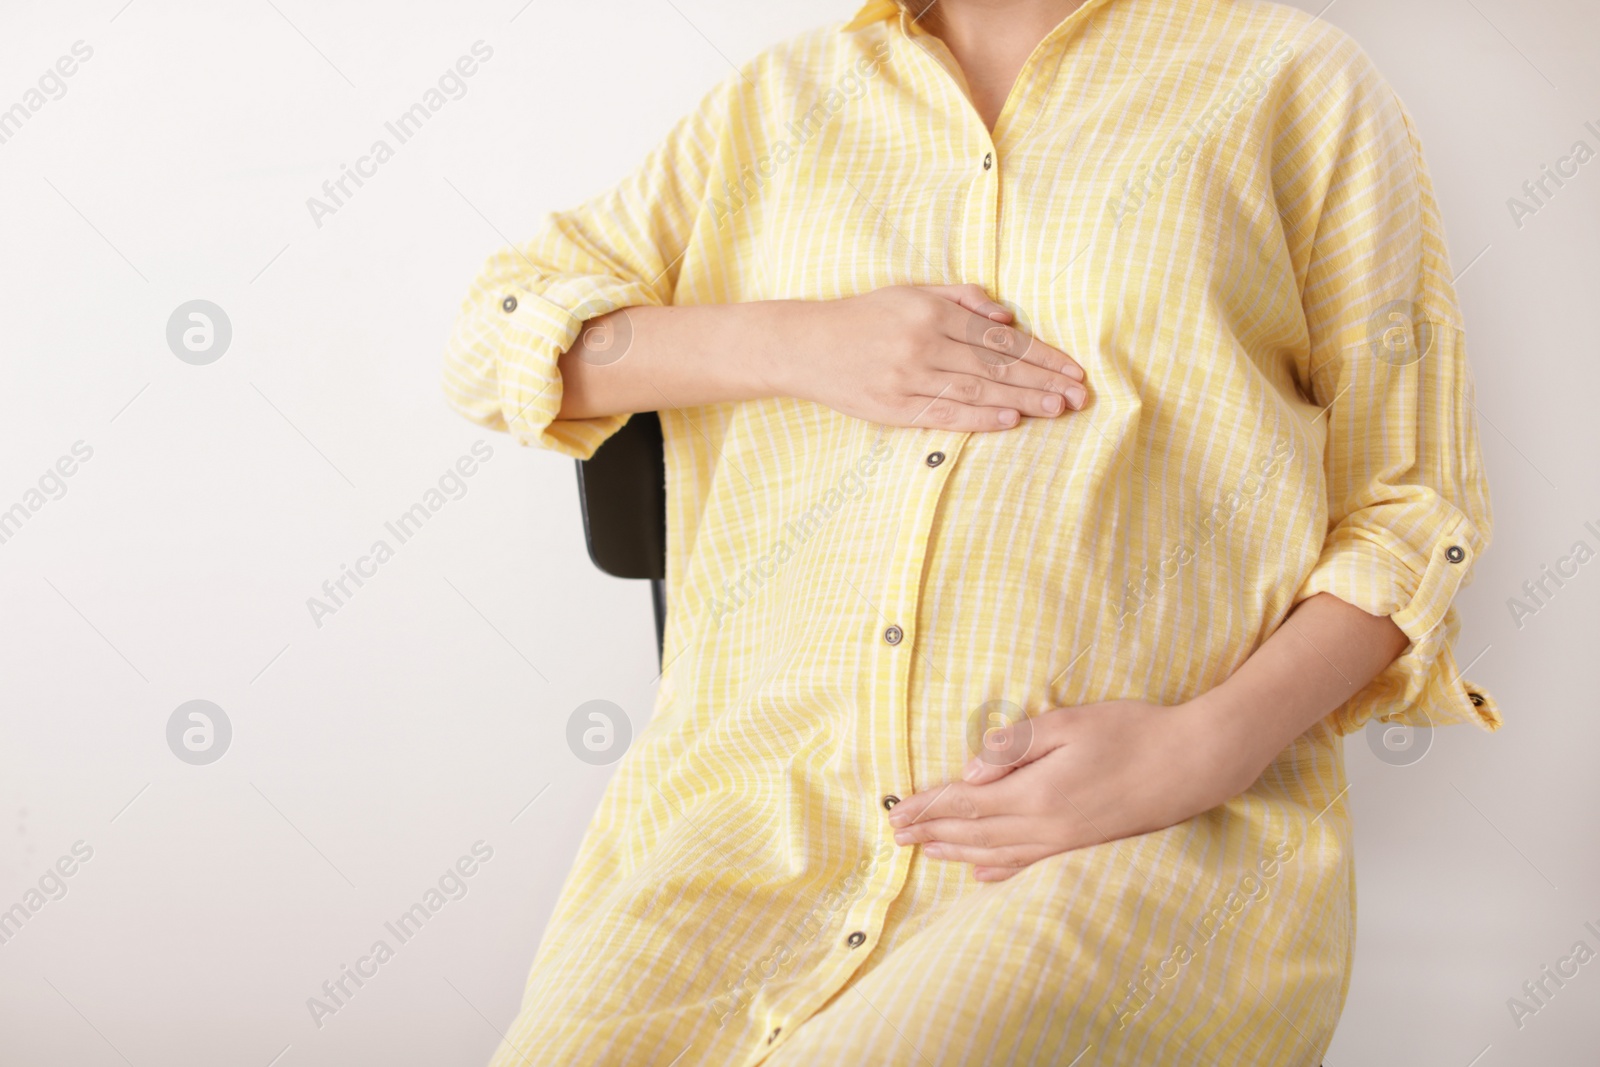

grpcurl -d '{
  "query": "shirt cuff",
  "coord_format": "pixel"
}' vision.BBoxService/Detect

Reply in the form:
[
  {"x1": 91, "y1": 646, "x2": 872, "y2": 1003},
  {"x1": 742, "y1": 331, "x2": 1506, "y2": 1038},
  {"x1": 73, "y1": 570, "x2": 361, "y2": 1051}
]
[
  {"x1": 1295, "y1": 511, "x2": 1501, "y2": 736},
  {"x1": 493, "y1": 279, "x2": 658, "y2": 460}
]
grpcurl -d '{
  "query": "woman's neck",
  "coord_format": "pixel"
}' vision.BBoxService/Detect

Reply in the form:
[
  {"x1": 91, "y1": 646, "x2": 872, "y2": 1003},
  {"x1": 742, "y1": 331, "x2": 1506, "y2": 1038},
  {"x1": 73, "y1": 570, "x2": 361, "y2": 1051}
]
[{"x1": 918, "y1": 0, "x2": 1092, "y2": 130}]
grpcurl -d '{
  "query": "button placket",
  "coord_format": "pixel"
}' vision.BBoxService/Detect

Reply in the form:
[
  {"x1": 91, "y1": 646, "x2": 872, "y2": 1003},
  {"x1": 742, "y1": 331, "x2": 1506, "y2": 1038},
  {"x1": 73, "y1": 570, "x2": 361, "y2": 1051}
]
[
  {"x1": 838, "y1": 227, "x2": 976, "y2": 1032},
  {"x1": 840, "y1": 898, "x2": 882, "y2": 953},
  {"x1": 869, "y1": 435, "x2": 968, "y2": 871}
]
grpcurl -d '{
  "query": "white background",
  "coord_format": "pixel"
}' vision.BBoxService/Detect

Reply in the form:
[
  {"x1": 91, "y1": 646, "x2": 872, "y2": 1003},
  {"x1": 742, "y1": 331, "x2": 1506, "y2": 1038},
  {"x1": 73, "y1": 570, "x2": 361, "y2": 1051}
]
[{"x1": 0, "y1": 0, "x2": 1596, "y2": 1064}]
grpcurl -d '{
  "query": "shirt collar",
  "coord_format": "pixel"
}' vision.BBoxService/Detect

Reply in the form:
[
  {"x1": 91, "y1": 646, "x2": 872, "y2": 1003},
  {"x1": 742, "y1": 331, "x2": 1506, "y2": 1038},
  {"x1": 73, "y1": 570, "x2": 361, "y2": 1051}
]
[
  {"x1": 841, "y1": 0, "x2": 1125, "y2": 36},
  {"x1": 840, "y1": 0, "x2": 900, "y2": 32}
]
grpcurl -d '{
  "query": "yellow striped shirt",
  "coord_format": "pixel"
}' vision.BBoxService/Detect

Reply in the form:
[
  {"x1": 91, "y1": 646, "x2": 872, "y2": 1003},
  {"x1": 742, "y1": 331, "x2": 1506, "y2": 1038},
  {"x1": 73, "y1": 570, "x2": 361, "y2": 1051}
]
[{"x1": 442, "y1": 0, "x2": 1497, "y2": 1062}]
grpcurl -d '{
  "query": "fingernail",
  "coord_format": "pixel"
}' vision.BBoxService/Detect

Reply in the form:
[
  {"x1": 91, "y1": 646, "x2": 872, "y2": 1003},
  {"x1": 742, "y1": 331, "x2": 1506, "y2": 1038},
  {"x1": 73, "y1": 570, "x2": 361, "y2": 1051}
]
[
  {"x1": 888, "y1": 812, "x2": 909, "y2": 828},
  {"x1": 1043, "y1": 394, "x2": 1063, "y2": 415},
  {"x1": 999, "y1": 409, "x2": 1018, "y2": 427},
  {"x1": 923, "y1": 844, "x2": 945, "y2": 858},
  {"x1": 893, "y1": 830, "x2": 912, "y2": 845},
  {"x1": 1064, "y1": 385, "x2": 1086, "y2": 409}
]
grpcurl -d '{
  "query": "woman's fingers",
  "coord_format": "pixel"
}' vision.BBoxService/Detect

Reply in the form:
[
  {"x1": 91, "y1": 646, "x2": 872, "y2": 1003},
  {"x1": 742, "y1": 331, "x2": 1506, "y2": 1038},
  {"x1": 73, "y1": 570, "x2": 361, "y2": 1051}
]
[
  {"x1": 903, "y1": 374, "x2": 1086, "y2": 432},
  {"x1": 921, "y1": 839, "x2": 1058, "y2": 869},
  {"x1": 966, "y1": 712, "x2": 1059, "y2": 780},
  {"x1": 960, "y1": 757, "x2": 1021, "y2": 787},
  {"x1": 902, "y1": 394, "x2": 1024, "y2": 432},
  {"x1": 853, "y1": 286, "x2": 1090, "y2": 433},
  {"x1": 919, "y1": 285, "x2": 1086, "y2": 383},
  {"x1": 818, "y1": 285, "x2": 1090, "y2": 432},
  {"x1": 960, "y1": 362, "x2": 1086, "y2": 412},
  {"x1": 887, "y1": 771, "x2": 1037, "y2": 827},
  {"x1": 892, "y1": 814, "x2": 1035, "y2": 849},
  {"x1": 928, "y1": 303, "x2": 1089, "y2": 428},
  {"x1": 935, "y1": 374, "x2": 1084, "y2": 418},
  {"x1": 921, "y1": 283, "x2": 1014, "y2": 323},
  {"x1": 949, "y1": 307, "x2": 1086, "y2": 382}
]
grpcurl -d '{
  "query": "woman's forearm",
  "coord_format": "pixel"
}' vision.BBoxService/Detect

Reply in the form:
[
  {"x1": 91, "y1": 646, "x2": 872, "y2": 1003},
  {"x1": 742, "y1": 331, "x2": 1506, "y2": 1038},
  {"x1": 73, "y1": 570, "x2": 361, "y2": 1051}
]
[
  {"x1": 886, "y1": 591, "x2": 1412, "y2": 878},
  {"x1": 1197, "y1": 592, "x2": 1411, "y2": 790},
  {"x1": 555, "y1": 303, "x2": 790, "y2": 419},
  {"x1": 551, "y1": 286, "x2": 1089, "y2": 432}
]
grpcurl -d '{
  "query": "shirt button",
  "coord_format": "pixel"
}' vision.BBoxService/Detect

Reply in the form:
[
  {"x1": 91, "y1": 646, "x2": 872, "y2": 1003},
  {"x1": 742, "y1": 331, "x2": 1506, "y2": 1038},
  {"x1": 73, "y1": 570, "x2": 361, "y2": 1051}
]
[
  {"x1": 767, "y1": 1027, "x2": 782, "y2": 1044},
  {"x1": 982, "y1": 152, "x2": 993, "y2": 170},
  {"x1": 1468, "y1": 692, "x2": 1485, "y2": 707},
  {"x1": 925, "y1": 451, "x2": 945, "y2": 467},
  {"x1": 500, "y1": 294, "x2": 518, "y2": 313},
  {"x1": 881, "y1": 794, "x2": 901, "y2": 810},
  {"x1": 846, "y1": 931, "x2": 867, "y2": 948},
  {"x1": 1445, "y1": 545, "x2": 1466, "y2": 563},
  {"x1": 883, "y1": 625, "x2": 903, "y2": 645}
]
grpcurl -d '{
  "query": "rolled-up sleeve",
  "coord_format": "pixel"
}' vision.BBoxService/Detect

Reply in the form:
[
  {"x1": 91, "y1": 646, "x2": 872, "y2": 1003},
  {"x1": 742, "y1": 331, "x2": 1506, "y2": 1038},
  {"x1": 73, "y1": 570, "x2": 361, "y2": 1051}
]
[
  {"x1": 1288, "y1": 52, "x2": 1498, "y2": 736},
  {"x1": 440, "y1": 68, "x2": 742, "y2": 460}
]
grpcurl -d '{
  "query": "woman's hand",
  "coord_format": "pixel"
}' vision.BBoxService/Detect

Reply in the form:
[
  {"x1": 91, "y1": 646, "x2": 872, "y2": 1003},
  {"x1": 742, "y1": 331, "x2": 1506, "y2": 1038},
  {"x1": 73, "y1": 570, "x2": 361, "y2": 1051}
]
[
  {"x1": 886, "y1": 699, "x2": 1262, "y2": 882},
  {"x1": 885, "y1": 596, "x2": 1410, "y2": 882},
  {"x1": 771, "y1": 284, "x2": 1088, "y2": 432},
  {"x1": 555, "y1": 284, "x2": 1087, "y2": 429}
]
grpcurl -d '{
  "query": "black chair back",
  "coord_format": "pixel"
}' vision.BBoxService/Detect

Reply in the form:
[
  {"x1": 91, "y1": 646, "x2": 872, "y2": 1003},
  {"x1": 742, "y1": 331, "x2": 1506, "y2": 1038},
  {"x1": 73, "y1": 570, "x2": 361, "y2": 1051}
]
[{"x1": 573, "y1": 411, "x2": 667, "y2": 667}]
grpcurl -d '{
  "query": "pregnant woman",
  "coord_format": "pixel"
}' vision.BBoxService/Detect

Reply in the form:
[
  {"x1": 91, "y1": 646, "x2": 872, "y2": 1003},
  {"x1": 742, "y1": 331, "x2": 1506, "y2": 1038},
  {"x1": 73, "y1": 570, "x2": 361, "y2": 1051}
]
[{"x1": 442, "y1": 0, "x2": 1497, "y2": 1062}]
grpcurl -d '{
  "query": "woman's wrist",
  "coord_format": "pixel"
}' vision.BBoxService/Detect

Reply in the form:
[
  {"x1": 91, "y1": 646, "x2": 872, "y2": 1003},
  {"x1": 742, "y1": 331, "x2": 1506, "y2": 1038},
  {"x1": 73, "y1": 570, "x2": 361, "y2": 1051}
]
[
  {"x1": 1181, "y1": 684, "x2": 1290, "y2": 801},
  {"x1": 745, "y1": 299, "x2": 819, "y2": 403},
  {"x1": 1179, "y1": 594, "x2": 1411, "y2": 800}
]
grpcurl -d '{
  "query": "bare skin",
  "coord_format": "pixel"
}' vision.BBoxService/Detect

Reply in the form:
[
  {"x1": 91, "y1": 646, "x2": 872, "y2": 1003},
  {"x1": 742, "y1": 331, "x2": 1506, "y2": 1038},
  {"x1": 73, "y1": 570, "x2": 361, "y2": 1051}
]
[
  {"x1": 889, "y1": 592, "x2": 1409, "y2": 880},
  {"x1": 551, "y1": 0, "x2": 1409, "y2": 879},
  {"x1": 557, "y1": 287, "x2": 1088, "y2": 433},
  {"x1": 914, "y1": 0, "x2": 1093, "y2": 131}
]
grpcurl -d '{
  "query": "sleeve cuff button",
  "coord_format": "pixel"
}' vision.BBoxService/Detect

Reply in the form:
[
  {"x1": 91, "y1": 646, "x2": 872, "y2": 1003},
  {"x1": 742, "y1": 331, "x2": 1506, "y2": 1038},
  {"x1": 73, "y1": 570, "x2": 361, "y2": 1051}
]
[
  {"x1": 501, "y1": 295, "x2": 518, "y2": 313},
  {"x1": 1445, "y1": 545, "x2": 1466, "y2": 563}
]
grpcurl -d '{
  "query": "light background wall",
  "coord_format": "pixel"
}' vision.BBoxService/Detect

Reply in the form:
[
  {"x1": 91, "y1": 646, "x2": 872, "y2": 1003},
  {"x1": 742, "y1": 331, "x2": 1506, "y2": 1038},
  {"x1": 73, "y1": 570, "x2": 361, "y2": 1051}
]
[{"x1": 0, "y1": 0, "x2": 1595, "y2": 1064}]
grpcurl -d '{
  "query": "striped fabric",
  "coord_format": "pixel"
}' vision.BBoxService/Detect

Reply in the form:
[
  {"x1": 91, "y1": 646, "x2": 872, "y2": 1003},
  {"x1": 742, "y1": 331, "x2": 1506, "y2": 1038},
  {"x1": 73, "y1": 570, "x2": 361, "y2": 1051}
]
[{"x1": 441, "y1": 0, "x2": 1496, "y2": 1062}]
